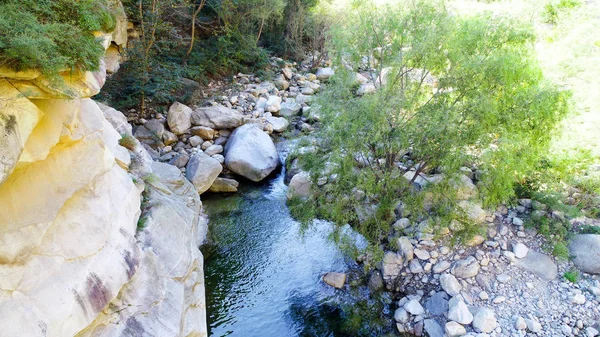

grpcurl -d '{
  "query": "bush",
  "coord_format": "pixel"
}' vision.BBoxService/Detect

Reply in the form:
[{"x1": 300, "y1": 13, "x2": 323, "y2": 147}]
[
  {"x1": 291, "y1": 0, "x2": 569, "y2": 243},
  {"x1": 0, "y1": 0, "x2": 115, "y2": 77}
]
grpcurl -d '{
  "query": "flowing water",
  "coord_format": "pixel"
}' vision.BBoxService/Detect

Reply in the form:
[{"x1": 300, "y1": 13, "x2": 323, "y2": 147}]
[{"x1": 203, "y1": 143, "x2": 395, "y2": 337}]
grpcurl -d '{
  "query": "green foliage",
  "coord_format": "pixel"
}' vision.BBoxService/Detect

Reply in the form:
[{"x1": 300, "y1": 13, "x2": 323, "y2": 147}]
[
  {"x1": 553, "y1": 242, "x2": 570, "y2": 260},
  {"x1": 580, "y1": 225, "x2": 600, "y2": 234},
  {"x1": 0, "y1": 0, "x2": 116, "y2": 77},
  {"x1": 290, "y1": 0, "x2": 569, "y2": 243},
  {"x1": 563, "y1": 268, "x2": 580, "y2": 282},
  {"x1": 119, "y1": 134, "x2": 138, "y2": 151},
  {"x1": 543, "y1": 0, "x2": 581, "y2": 24}
]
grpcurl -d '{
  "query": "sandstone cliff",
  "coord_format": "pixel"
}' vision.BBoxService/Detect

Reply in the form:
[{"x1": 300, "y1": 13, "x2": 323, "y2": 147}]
[{"x1": 0, "y1": 5, "x2": 207, "y2": 337}]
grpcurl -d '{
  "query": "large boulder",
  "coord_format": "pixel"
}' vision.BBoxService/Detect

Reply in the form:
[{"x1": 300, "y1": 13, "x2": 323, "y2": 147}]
[
  {"x1": 186, "y1": 151, "x2": 223, "y2": 194},
  {"x1": 167, "y1": 102, "x2": 192, "y2": 135},
  {"x1": 191, "y1": 105, "x2": 244, "y2": 129},
  {"x1": 224, "y1": 124, "x2": 279, "y2": 182},
  {"x1": 569, "y1": 234, "x2": 600, "y2": 274}
]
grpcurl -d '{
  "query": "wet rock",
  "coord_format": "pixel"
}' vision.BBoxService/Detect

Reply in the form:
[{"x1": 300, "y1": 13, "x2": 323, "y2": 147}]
[
  {"x1": 323, "y1": 272, "x2": 346, "y2": 289},
  {"x1": 287, "y1": 171, "x2": 312, "y2": 200},
  {"x1": 208, "y1": 177, "x2": 239, "y2": 193}
]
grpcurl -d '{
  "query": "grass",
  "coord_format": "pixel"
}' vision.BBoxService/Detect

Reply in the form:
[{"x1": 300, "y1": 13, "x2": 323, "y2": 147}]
[
  {"x1": 563, "y1": 268, "x2": 580, "y2": 283},
  {"x1": 119, "y1": 134, "x2": 137, "y2": 151}
]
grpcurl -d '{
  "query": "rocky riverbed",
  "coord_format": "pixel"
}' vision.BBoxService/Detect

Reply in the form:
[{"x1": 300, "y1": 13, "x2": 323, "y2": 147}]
[{"x1": 120, "y1": 54, "x2": 600, "y2": 337}]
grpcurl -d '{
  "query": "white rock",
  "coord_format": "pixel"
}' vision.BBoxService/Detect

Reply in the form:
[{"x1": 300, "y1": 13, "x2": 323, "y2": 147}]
[
  {"x1": 224, "y1": 124, "x2": 279, "y2": 182},
  {"x1": 525, "y1": 318, "x2": 542, "y2": 333},
  {"x1": 440, "y1": 274, "x2": 462, "y2": 296},
  {"x1": 472, "y1": 308, "x2": 497, "y2": 333},
  {"x1": 185, "y1": 151, "x2": 222, "y2": 194},
  {"x1": 394, "y1": 308, "x2": 410, "y2": 323},
  {"x1": 403, "y1": 299, "x2": 425, "y2": 316},
  {"x1": 571, "y1": 293, "x2": 586, "y2": 304},
  {"x1": 515, "y1": 316, "x2": 527, "y2": 330},
  {"x1": 265, "y1": 95, "x2": 282, "y2": 113},
  {"x1": 266, "y1": 116, "x2": 290, "y2": 132},
  {"x1": 167, "y1": 102, "x2": 192, "y2": 135},
  {"x1": 191, "y1": 105, "x2": 244, "y2": 129},
  {"x1": 414, "y1": 248, "x2": 430, "y2": 260},
  {"x1": 287, "y1": 172, "x2": 312, "y2": 200},
  {"x1": 445, "y1": 321, "x2": 467, "y2": 337},
  {"x1": 512, "y1": 242, "x2": 529, "y2": 259},
  {"x1": 448, "y1": 300, "x2": 473, "y2": 325},
  {"x1": 315, "y1": 67, "x2": 335, "y2": 80}
]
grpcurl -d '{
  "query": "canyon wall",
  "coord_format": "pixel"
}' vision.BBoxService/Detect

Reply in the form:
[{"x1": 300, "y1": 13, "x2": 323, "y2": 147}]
[{"x1": 0, "y1": 4, "x2": 207, "y2": 337}]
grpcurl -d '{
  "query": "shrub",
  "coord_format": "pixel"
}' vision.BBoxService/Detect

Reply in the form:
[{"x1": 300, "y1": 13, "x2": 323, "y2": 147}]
[
  {"x1": 563, "y1": 268, "x2": 579, "y2": 282},
  {"x1": 0, "y1": 0, "x2": 115, "y2": 77},
  {"x1": 291, "y1": 0, "x2": 569, "y2": 243}
]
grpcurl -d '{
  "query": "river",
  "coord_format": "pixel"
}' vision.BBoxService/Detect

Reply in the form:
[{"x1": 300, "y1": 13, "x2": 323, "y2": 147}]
[{"x1": 202, "y1": 144, "x2": 396, "y2": 337}]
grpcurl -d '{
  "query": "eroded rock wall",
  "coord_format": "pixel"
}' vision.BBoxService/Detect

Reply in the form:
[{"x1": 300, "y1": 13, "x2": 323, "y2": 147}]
[{"x1": 0, "y1": 5, "x2": 207, "y2": 336}]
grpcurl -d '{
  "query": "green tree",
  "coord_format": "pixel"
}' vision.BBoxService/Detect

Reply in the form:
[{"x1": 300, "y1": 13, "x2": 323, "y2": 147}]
[
  {"x1": 0, "y1": 0, "x2": 115, "y2": 78},
  {"x1": 293, "y1": 1, "x2": 569, "y2": 242}
]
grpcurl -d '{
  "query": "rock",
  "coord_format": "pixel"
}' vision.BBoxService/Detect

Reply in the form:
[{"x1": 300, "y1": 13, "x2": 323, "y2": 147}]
[
  {"x1": 167, "y1": 102, "x2": 192, "y2": 135},
  {"x1": 472, "y1": 308, "x2": 497, "y2": 333},
  {"x1": 515, "y1": 316, "x2": 527, "y2": 330},
  {"x1": 266, "y1": 116, "x2": 290, "y2": 132},
  {"x1": 397, "y1": 237, "x2": 414, "y2": 261},
  {"x1": 458, "y1": 201, "x2": 486, "y2": 224},
  {"x1": 274, "y1": 77, "x2": 289, "y2": 90},
  {"x1": 479, "y1": 291, "x2": 489, "y2": 300},
  {"x1": 355, "y1": 72, "x2": 369, "y2": 84},
  {"x1": 424, "y1": 319, "x2": 444, "y2": 337},
  {"x1": 191, "y1": 105, "x2": 244, "y2": 129},
  {"x1": 496, "y1": 274, "x2": 511, "y2": 283},
  {"x1": 525, "y1": 317, "x2": 542, "y2": 333},
  {"x1": 168, "y1": 152, "x2": 190, "y2": 168},
  {"x1": 452, "y1": 256, "x2": 480, "y2": 279},
  {"x1": 466, "y1": 234, "x2": 485, "y2": 246},
  {"x1": 224, "y1": 124, "x2": 279, "y2": 182},
  {"x1": 403, "y1": 299, "x2": 425, "y2": 316},
  {"x1": 512, "y1": 242, "x2": 529, "y2": 259},
  {"x1": 189, "y1": 135, "x2": 203, "y2": 147},
  {"x1": 287, "y1": 171, "x2": 312, "y2": 200},
  {"x1": 204, "y1": 144, "x2": 223, "y2": 156},
  {"x1": 571, "y1": 293, "x2": 586, "y2": 304},
  {"x1": 445, "y1": 321, "x2": 467, "y2": 337},
  {"x1": 185, "y1": 151, "x2": 222, "y2": 194},
  {"x1": 357, "y1": 83, "x2": 376, "y2": 95},
  {"x1": 414, "y1": 248, "x2": 430, "y2": 260},
  {"x1": 561, "y1": 324, "x2": 573, "y2": 335},
  {"x1": 587, "y1": 327, "x2": 599, "y2": 337},
  {"x1": 433, "y1": 260, "x2": 451, "y2": 273},
  {"x1": 315, "y1": 67, "x2": 335, "y2": 80},
  {"x1": 394, "y1": 308, "x2": 410, "y2": 323},
  {"x1": 280, "y1": 101, "x2": 302, "y2": 117},
  {"x1": 208, "y1": 177, "x2": 239, "y2": 193},
  {"x1": 382, "y1": 251, "x2": 404, "y2": 283},
  {"x1": 282, "y1": 68, "x2": 293, "y2": 80},
  {"x1": 191, "y1": 126, "x2": 215, "y2": 140},
  {"x1": 448, "y1": 300, "x2": 473, "y2": 325},
  {"x1": 323, "y1": 272, "x2": 346, "y2": 289},
  {"x1": 440, "y1": 274, "x2": 462, "y2": 296},
  {"x1": 569, "y1": 234, "x2": 600, "y2": 274},
  {"x1": 424, "y1": 292, "x2": 449, "y2": 316},
  {"x1": 368, "y1": 270, "x2": 384, "y2": 291},
  {"x1": 409, "y1": 259, "x2": 424, "y2": 273},
  {"x1": 454, "y1": 175, "x2": 477, "y2": 200},
  {"x1": 515, "y1": 250, "x2": 558, "y2": 280},
  {"x1": 265, "y1": 95, "x2": 282, "y2": 113}
]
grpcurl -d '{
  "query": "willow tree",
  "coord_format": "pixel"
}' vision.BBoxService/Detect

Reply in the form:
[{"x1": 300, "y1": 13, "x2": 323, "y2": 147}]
[{"x1": 293, "y1": 1, "x2": 570, "y2": 241}]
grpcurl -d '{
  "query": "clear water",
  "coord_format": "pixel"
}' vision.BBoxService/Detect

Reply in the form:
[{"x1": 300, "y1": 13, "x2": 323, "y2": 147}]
[{"x1": 203, "y1": 143, "x2": 398, "y2": 337}]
